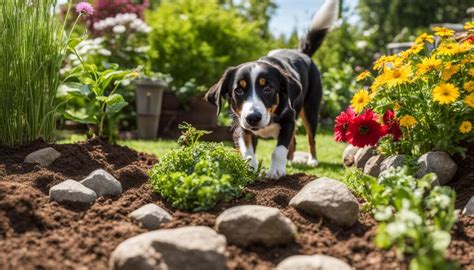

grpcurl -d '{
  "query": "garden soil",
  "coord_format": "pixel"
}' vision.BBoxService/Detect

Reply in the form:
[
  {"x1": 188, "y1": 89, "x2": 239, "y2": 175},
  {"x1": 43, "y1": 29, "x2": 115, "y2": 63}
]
[{"x1": 0, "y1": 139, "x2": 472, "y2": 270}]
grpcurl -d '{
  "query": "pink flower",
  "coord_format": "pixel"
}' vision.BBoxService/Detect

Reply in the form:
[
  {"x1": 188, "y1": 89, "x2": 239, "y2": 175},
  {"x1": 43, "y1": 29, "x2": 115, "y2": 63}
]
[{"x1": 75, "y1": 2, "x2": 94, "y2": 16}]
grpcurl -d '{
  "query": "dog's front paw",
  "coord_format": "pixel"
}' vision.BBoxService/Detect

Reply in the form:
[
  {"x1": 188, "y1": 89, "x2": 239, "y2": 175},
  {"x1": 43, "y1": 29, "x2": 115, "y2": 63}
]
[
  {"x1": 307, "y1": 158, "x2": 319, "y2": 167},
  {"x1": 266, "y1": 165, "x2": 286, "y2": 179}
]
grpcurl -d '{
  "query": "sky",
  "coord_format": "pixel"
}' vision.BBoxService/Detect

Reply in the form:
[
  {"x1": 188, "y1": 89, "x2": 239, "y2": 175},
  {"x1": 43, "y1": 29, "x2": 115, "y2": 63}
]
[
  {"x1": 59, "y1": 0, "x2": 360, "y2": 37},
  {"x1": 269, "y1": 0, "x2": 359, "y2": 37}
]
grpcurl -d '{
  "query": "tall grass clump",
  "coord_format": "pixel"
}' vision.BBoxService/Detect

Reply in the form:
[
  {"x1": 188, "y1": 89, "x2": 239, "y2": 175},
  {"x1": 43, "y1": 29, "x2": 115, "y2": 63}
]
[{"x1": 0, "y1": 0, "x2": 66, "y2": 146}]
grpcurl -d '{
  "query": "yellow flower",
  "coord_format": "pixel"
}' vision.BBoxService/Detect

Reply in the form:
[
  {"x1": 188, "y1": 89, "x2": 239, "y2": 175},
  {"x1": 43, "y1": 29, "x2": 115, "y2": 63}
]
[
  {"x1": 433, "y1": 26, "x2": 455, "y2": 38},
  {"x1": 373, "y1": 55, "x2": 397, "y2": 70},
  {"x1": 441, "y1": 63, "x2": 461, "y2": 81},
  {"x1": 400, "y1": 115, "x2": 417, "y2": 128},
  {"x1": 432, "y1": 83, "x2": 460, "y2": 104},
  {"x1": 351, "y1": 89, "x2": 370, "y2": 113},
  {"x1": 436, "y1": 43, "x2": 460, "y2": 56},
  {"x1": 416, "y1": 56, "x2": 442, "y2": 75},
  {"x1": 464, "y1": 22, "x2": 474, "y2": 31},
  {"x1": 382, "y1": 65, "x2": 411, "y2": 87},
  {"x1": 461, "y1": 55, "x2": 474, "y2": 65},
  {"x1": 415, "y1": 33, "x2": 434, "y2": 44},
  {"x1": 469, "y1": 68, "x2": 474, "y2": 77},
  {"x1": 458, "y1": 42, "x2": 473, "y2": 53},
  {"x1": 465, "y1": 93, "x2": 474, "y2": 108},
  {"x1": 370, "y1": 75, "x2": 386, "y2": 92},
  {"x1": 394, "y1": 102, "x2": 401, "y2": 112},
  {"x1": 464, "y1": 81, "x2": 474, "y2": 92},
  {"x1": 459, "y1": 121, "x2": 472, "y2": 134},
  {"x1": 409, "y1": 43, "x2": 424, "y2": 55},
  {"x1": 356, "y1": 70, "x2": 371, "y2": 81}
]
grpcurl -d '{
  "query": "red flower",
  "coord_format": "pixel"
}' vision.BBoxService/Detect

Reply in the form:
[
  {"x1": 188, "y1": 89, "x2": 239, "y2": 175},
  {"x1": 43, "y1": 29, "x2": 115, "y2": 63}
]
[
  {"x1": 382, "y1": 110, "x2": 402, "y2": 141},
  {"x1": 334, "y1": 107, "x2": 355, "y2": 142},
  {"x1": 346, "y1": 109, "x2": 384, "y2": 147}
]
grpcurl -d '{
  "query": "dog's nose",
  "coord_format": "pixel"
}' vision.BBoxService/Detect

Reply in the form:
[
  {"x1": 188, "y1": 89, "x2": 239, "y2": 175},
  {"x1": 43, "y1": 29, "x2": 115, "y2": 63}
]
[{"x1": 246, "y1": 112, "x2": 262, "y2": 126}]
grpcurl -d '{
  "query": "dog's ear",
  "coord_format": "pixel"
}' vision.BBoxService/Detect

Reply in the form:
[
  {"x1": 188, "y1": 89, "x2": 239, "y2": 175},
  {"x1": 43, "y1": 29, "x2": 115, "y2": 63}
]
[
  {"x1": 278, "y1": 70, "x2": 302, "y2": 111},
  {"x1": 205, "y1": 67, "x2": 237, "y2": 115}
]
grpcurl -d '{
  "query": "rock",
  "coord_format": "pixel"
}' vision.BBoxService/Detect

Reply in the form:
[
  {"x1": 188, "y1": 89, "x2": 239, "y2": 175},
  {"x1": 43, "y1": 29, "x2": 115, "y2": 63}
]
[
  {"x1": 110, "y1": 226, "x2": 226, "y2": 270},
  {"x1": 462, "y1": 196, "x2": 474, "y2": 215},
  {"x1": 80, "y1": 169, "x2": 122, "y2": 197},
  {"x1": 289, "y1": 178, "x2": 359, "y2": 226},
  {"x1": 129, "y1": 204, "x2": 172, "y2": 230},
  {"x1": 380, "y1": 155, "x2": 406, "y2": 172},
  {"x1": 342, "y1": 145, "x2": 360, "y2": 167},
  {"x1": 416, "y1": 151, "x2": 457, "y2": 185},
  {"x1": 354, "y1": 146, "x2": 375, "y2": 169},
  {"x1": 276, "y1": 255, "x2": 351, "y2": 270},
  {"x1": 49, "y1": 180, "x2": 97, "y2": 204},
  {"x1": 24, "y1": 147, "x2": 61, "y2": 166},
  {"x1": 364, "y1": 155, "x2": 385, "y2": 177},
  {"x1": 215, "y1": 205, "x2": 297, "y2": 246}
]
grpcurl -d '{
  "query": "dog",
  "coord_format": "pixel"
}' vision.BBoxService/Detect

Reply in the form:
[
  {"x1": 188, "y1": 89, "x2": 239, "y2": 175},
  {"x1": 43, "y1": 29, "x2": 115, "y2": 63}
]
[{"x1": 205, "y1": 0, "x2": 339, "y2": 179}]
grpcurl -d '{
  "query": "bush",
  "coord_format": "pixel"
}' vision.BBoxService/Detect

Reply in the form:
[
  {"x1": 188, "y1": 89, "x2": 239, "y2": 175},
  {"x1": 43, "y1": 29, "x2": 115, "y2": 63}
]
[
  {"x1": 148, "y1": 124, "x2": 259, "y2": 211},
  {"x1": 146, "y1": 0, "x2": 269, "y2": 88},
  {"x1": 348, "y1": 167, "x2": 459, "y2": 269},
  {"x1": 335, "y1": 26, "x2": 474, "y2": 156}
]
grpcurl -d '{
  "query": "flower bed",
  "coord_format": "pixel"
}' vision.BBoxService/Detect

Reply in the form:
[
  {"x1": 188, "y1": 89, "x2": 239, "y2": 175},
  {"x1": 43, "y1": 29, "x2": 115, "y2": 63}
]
[{"x1": 0, "y1": 139, "x2": 472, "y2": 269}]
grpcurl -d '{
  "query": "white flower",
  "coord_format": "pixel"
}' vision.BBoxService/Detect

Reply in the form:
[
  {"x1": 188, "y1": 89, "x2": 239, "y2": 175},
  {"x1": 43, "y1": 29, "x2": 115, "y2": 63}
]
[
  {"x1": 356, "y1": 40, "x2": 368, "y2": 49},
  {"x1": 104, "y1": 17, "x2": 116, "y2": 27},
  {"x1": 98, "y1": 49, "x2": 111, "y2": 56},
  {"x1": 134, "y1": 46, "x2": 150, "y2": 53},
  {"x1": 113, "y1": 25, "x2": 126, "y2": 34}
]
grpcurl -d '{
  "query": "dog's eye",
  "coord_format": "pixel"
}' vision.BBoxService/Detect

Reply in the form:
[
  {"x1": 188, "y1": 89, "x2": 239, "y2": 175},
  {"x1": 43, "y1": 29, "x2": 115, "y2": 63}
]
[
  {"x1": 263, "y1": 85, "x2": 272, "y2": 93},
  {"x1": 234, "y1": 88, "x2": 244, "y2": 95}
]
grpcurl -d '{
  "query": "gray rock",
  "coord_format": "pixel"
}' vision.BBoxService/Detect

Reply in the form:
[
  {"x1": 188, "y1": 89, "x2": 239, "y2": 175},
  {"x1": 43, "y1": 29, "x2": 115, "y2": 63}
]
[
  {"x1": 380, "y1": 155, "x2": 406, "y2": 172},
  {"x1": 354, "y1": 146, "x2": 375, "y2": 169},
  {"x1": 215, "y1": 205, "x2": 297, "y2": 246},
  {"x1": 364, "y1": 155, "x2": 385, "y2": 177},
  {"x1": 416, "y1": 151, "x2": 457, "y2": 185},
  {"x1": 289, "y1": 178, "x2": 359, "y2": 226},
  {"x1": 129, "y1": 204, "x2": 172, "y2": 230},
  {"x1": 80, "y1": 169, "x2": 122, "y2": 197},
  {"x1": 342, "y1": 145, "x2": 360, "y2": 167},
  {"x1": 110, "y1": 226, "x2": 226, "y2": 270},
  {"x1": 49, "y1": 180, "x2": 97, "y2": 204},
  {"x1": 276, "y1": 255, "x2": 351, "y2": 270},
  {"x1": 462, "y1": 196, "x2": 474, "y2": 215},
  {"x1": 24, "y1": 147, "x2": 61, "y2": 166}
]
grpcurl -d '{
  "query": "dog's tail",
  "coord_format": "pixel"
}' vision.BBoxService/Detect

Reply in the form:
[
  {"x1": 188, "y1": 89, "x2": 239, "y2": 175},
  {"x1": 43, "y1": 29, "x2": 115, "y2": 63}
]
[{"x1": 299, "y1": 0, "x2": 339, "y2": 57}]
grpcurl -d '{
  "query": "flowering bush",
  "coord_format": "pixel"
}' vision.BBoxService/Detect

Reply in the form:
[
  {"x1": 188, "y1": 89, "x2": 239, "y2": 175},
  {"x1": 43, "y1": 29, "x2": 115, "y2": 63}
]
[{"x1": 335, "y1": 24, "x2": 474, "y2": 156}]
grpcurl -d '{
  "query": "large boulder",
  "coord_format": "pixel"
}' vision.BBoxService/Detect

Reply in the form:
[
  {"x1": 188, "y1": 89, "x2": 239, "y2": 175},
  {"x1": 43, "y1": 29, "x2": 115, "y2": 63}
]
[
  {"x1": 416, "y1": 151, "x2": 457, "y2": 185},
  {"x1": 276, "y1": 255, "x2": 351, "y2": 270},
  {"x1": 289, "y1": 178, "x2": 359, "y2": 226},
  {"x1": 24, "y1": 147, "x2": 61, "y2": 166},
  {"x1": 129, "y1": 204, "x2": 172, "y2": 230},
  {"x1": 364, "y1": 155, "x2": 385, "y2": 177},
  {"x1": 342, "y1": 145, "x2": 360, "y2": 167},
  {"x1": 80, "y1": 169, "x2": 122, "y2": 197},
  {"x1": 49, "y1": 180, "x2": 97, "y2": 204},
  {"x1": 110, "y1": 226, "x2": 226, "y2": 270},
  {"x1": 354, "y1": 146, "x2": 375, "y2": 169},
  {"x1": 215, "y1": 205, "x2": 296, "y2": 247}
]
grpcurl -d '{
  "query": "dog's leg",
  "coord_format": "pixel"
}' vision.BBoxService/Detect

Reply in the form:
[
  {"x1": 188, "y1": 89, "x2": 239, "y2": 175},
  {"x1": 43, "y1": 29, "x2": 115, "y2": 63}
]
[
  {"x1": 236, "y1": 129, "x2": 258, "y2": 170},
  {"x1": 300, "y1": 109, "x2": 319, "y2": 167},
  {"x1": 267, "y1": 122, "x2": 294, "y2": 179}
]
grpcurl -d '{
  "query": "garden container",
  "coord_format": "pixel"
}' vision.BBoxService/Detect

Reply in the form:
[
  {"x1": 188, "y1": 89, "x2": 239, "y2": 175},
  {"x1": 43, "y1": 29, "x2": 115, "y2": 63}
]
[{"x1": 135, "y1": 79, "x2": 167, "y2": 139}]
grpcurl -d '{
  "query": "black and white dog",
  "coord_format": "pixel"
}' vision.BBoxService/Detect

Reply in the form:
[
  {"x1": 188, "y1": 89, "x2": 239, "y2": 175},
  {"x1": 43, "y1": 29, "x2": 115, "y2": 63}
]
[{"x1": 205, "y1": 0, "x2": 339, "y2": 179}]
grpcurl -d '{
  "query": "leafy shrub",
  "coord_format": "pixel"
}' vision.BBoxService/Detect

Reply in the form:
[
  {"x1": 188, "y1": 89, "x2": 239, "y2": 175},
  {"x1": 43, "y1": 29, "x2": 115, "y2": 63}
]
[
  {"x1": 348, "y1": 167, "x2": 459, "y2": 270},
  {"x1": 335, "y1": 26, "x2": 474, "y2": 155},
  {"x1": 149, "y1": 124, "x2": 259, "y2": 211}
]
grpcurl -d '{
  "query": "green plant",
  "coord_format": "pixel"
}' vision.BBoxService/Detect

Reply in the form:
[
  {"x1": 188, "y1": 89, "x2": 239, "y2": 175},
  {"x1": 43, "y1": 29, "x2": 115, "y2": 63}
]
[
  {"x1": 148, "y1": 123, "x2": 260, "y2": 211},
  {"x1": 59, "y1": 55, "x2": 137, "y2": 141},
  {"x1": 0, "y1": 0, "x2": 70, "y2": 145},
  {"x1": 350, "y1": 167, "x2": 459, "y2": 270}
]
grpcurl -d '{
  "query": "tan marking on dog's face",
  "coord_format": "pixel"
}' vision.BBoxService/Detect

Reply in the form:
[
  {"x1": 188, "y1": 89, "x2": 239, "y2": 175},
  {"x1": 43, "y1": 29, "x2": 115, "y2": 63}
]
[
  {"x1": 239, "y1": 80, "x2": 247, "y2": 88},
  {"x1": 268, "y1": 93, "x2": 279, "y2": 114},
  {"x1": 259, "y1": 78, "x2": 266, "y2": 87}
]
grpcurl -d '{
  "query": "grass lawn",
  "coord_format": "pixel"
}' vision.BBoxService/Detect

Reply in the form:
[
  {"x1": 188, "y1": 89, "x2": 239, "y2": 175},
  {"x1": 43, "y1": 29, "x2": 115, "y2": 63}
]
[{"x1": 59, "y1": 129, "x2": 346, "y2": 181}]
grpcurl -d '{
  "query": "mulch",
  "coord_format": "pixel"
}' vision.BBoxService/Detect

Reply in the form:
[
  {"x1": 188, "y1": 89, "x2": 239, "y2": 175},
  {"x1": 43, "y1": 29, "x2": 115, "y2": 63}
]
[{"x1": 0, "y1": 138, "x2": 472, "y2": 270}]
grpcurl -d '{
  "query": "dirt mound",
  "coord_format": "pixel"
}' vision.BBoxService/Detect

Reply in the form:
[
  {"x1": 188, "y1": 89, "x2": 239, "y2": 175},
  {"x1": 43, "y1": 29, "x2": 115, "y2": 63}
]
[{"x1": 0, "y1": 139, "x2": 472, "y2": 270}]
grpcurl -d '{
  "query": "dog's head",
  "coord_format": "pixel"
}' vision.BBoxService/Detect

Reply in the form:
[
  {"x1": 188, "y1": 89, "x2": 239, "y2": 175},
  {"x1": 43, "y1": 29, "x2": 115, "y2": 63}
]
[{"x1": 205, "y1": 62, "x2": 301, "y2": 131}]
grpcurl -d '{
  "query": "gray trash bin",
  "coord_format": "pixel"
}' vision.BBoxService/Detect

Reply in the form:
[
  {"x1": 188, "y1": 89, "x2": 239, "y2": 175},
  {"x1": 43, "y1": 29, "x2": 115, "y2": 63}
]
[{"x1": 135, "y1": 79, "x2": 167, "y2": 139}]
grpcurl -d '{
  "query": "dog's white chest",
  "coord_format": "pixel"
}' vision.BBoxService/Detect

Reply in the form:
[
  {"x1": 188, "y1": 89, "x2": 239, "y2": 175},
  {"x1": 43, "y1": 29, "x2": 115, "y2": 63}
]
[{"x1": 252, "y1": 123, "x2": 281, "y2": 139}]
